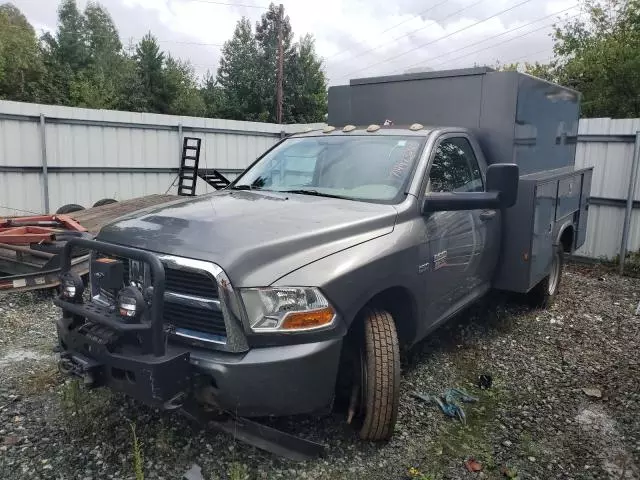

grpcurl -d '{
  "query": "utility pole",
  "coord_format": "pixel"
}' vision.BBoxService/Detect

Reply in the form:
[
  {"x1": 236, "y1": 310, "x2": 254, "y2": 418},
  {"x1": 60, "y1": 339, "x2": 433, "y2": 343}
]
[{"x1": 276, "y1": 3, "x2": 284, "y2": 124}]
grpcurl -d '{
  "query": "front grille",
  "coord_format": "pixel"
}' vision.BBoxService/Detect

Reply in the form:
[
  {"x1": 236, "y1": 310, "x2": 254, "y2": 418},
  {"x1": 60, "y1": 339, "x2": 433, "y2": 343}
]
[
  {"x1": 95, "y1": 254, "x2": 227, "y2": 343},
  {"x1": 165, "y1": 268, "x2": 218, "y2": 299},
  {"x1": 164, "y1": 302, "x2": 226, "y2": 337}
]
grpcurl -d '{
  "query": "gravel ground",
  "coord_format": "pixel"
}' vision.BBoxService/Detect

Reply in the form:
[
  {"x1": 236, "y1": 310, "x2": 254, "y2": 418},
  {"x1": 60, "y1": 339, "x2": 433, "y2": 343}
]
[{"x1": 1, "y1": 263, "x2": 639, "y2": 480}]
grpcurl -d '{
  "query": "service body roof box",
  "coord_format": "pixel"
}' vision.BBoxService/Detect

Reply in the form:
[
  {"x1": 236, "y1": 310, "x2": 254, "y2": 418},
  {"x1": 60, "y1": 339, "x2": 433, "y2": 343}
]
[
  {"x1": 329, "y1": 68, "x2": 593, "y2": 293},
  {"x1": 328, "y1": 67, "x2": 581, "y2": 175}
]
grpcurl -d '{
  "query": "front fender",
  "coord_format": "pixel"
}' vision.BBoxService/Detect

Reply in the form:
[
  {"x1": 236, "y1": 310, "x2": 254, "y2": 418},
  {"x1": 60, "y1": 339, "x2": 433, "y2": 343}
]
[{"x1": 273, "y1": 224, "x2": 422, "y2": 329}]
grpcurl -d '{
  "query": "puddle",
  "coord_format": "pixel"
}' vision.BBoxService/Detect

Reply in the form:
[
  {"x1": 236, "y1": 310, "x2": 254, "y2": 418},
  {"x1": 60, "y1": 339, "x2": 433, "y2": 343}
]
[
  {"x1": 0, "y1": 348, "x2": 51, "y2": 367},
  {"x1": 576, "y1": 406, "x2": 638, "y2": 478}
]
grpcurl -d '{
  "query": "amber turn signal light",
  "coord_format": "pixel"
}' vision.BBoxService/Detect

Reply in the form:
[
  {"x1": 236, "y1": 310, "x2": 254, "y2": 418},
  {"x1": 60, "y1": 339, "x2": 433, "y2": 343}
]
[{"x1": 281, "y1": 307, "x2": 335, "y2": 330}]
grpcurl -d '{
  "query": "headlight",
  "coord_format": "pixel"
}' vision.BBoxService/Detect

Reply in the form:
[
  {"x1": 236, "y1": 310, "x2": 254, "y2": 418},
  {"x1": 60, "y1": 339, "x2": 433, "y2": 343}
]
[
  {"x1": 60, "y1": 272, "x2": 84, "y2": 302},
  {"x1": 240, "y1": 287, "x2": 336, "y2": 332}
]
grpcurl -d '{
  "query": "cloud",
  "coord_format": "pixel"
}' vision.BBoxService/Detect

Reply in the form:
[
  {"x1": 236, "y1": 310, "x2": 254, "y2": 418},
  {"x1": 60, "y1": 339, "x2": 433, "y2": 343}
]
[{"x1": 12, "y1": 0, "x2": 579, "y2": 85}]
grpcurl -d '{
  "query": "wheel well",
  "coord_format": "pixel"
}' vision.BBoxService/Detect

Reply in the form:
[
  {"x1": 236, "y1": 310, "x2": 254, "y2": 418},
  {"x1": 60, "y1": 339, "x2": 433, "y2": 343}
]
[
  {"x1": 354, "y1": 286, "x2": 418, "y2": 347},
  {"x1": 560, "y1": 226, "x2": 574, "y2": 253}
]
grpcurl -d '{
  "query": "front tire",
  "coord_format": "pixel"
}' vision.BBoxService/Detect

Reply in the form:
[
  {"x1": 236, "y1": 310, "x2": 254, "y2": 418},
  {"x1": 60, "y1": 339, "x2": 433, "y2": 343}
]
[
  {"x1": 528, "y1": 244, "x2": 564, "y2": 308},
  {"x1": 358, "y1": 309, "x2": 401, "y2": 441}
]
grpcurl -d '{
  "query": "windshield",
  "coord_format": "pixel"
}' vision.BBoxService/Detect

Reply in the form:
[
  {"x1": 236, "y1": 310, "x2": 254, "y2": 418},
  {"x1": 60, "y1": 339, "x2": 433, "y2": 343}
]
[{"x1": 232, "y1": 135, "x2": 426, "y2": 204}]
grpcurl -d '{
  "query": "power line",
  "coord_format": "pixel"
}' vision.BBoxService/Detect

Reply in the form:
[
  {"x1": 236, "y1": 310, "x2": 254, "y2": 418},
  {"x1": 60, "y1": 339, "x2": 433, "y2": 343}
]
[
  {"x1": 326, "y1": 0, "x2": 452, "y2": 62},
  {"x1": 499, "y1": 46, "x2": 553, "y2": 64},
  {"x1": 329, "y1": 0, "x2": 487, "y2": 66},
  {"x1": 437, "y1": 11, "x2": 579, "y2": 69},
  {"x1": 180, "y1": 0, "x2": 267, "y2": 8},
  {"x1": 335, "y1": 0, "x2": 535, "y2": 81},
  {"x1": 402, "y1": 8, "x2": 578, "y2": 73}
]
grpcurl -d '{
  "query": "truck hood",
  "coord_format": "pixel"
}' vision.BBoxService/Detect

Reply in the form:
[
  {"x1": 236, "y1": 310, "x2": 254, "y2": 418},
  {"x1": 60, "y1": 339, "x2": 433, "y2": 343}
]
[{"x1": 97, "y1": 190, "x2": 397, "y2": 286}]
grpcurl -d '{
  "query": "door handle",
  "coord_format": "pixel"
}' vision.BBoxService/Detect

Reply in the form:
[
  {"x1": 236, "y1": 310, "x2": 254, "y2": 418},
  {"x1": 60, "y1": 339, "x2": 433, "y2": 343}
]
[{"x1": 479, "y1": 210, "x2": 496, "y2": 221}]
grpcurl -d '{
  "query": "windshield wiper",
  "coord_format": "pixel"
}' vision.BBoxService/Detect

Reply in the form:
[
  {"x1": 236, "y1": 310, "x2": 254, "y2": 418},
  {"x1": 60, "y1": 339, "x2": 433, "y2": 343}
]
[
  {"x1": 229, "y1": 185, "x2": 260, "y2": 191},
  {"x1": 281, "y1": 189, "x2": 349, "y2": 200}
]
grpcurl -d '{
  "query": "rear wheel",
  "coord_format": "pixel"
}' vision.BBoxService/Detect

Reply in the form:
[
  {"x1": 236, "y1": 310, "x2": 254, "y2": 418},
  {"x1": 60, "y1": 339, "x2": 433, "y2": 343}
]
[
  {"x1": 350, "y1": 309, "x2": 401, "y2": 441},
  {"x1": 528, "y1": 244, "x2": 564, "y2": 308}
]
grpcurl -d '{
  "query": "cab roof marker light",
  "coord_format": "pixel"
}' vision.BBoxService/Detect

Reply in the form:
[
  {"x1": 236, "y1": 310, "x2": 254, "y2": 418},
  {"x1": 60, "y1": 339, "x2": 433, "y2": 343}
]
[
  {"x1": 409, "y1": 123, "x2": 424, "y2": 131},
  {"x1": 322, "y1": 126, "x2": 336, "y2": 133},
  {"x1": 343, "y1": 125, "x2": 356, "y2": 132},
  {"x1": 366, "y1": 124, "x2": 380, "y2": 132}
]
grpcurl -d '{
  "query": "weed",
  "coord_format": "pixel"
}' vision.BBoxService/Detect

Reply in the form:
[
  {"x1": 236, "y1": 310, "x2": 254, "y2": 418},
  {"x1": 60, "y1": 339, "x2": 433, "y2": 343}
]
[
  {"x1": 228, "y1": 462, "x2": 250, "y2": 480},
  {"x1": 58, "y1": 379, "x2": 111, "y2": 433},
  {"x1": 407, "y1": 466, "x2": 437, "y2": 479},
  {"x1": 19, "y1": 364, "x2": 61, "y2": 396},
  {"x1": 130, "y1": 422, "x2": 144, "y2": 480}
]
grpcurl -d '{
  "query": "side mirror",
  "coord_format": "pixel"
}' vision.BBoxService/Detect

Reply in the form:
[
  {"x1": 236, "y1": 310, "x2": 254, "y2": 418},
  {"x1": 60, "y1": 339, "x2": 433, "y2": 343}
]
[{"x1": 422, "y1": 163, "x2": 519, "y2": 213}]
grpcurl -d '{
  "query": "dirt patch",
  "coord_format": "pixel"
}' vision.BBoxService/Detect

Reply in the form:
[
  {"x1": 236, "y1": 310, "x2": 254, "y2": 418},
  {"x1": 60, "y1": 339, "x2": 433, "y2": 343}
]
[{"x1": 0, "y1": 264, "x2": 639, "y2": 479}]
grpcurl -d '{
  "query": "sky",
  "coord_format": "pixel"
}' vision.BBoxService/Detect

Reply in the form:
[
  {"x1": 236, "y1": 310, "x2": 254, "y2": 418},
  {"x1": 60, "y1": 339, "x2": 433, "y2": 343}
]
[{"x1": 11, "y1": 0, "x2": 581, "y2": 85}]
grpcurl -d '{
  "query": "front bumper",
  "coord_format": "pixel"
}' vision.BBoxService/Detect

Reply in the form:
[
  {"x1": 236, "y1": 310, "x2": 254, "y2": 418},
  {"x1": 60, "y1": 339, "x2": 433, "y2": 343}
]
[
  {"x1": 190, "y1": 338, "x2": 342, "y2": 416},
  {"x1": 56, "y1": 315, "x2": 342, "y2": 415},
  {"x1": 54, "y1": 237, "x2": 343, "y2": 416}
]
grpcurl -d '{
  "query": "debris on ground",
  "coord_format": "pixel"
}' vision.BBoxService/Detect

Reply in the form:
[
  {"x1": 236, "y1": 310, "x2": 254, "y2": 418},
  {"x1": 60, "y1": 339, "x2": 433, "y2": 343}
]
[
  {"x1": 411, "y1": 388, "x2": 478, "y2": 424},
  {"x1": 464, "y1": 458, "x2": 483, "y2": 472},
  {"x1": 582, "y1": 387, "x2": 603, "y2": 399},
  {"x1": 183, "y1": 463, "x2": 205, "y2": 480},
  {"x1": 478, "y1": 374, "x2": 492, "y2": 389},
  {"x1": 1, "y1": 263, "x2": 639, "y2": 479}
]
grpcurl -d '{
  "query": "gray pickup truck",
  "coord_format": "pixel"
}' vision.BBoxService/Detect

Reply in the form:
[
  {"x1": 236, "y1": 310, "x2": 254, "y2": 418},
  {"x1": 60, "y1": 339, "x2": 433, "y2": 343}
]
[{"x1": 54, "y1": 68, "x2": 592, "y2": 442}]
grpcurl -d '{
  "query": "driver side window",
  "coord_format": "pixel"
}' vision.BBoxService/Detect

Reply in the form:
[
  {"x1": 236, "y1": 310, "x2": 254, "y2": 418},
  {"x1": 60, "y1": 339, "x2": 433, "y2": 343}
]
[{"x1": 427, "y1": 137, "x2": 483, "y2": 193}]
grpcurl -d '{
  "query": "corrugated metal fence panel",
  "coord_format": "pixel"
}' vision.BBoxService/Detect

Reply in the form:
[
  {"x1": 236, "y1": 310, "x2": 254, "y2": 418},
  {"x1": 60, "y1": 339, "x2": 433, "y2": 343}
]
[
  {"x1": 0, "y1": 100, "x2": 318, "y2": 217},
  {"x1": 574, "y1": 118, "x2": 640, "y2": 259}
]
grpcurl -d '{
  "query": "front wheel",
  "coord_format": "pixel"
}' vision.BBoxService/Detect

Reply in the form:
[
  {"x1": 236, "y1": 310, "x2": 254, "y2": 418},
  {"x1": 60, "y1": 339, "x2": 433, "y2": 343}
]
[
  {"x1": 355, "y1": 309, "x2": 401, "y2": 441},
  {"x1": 528, "y1": 244, "x2": 564, "y2": 308}
]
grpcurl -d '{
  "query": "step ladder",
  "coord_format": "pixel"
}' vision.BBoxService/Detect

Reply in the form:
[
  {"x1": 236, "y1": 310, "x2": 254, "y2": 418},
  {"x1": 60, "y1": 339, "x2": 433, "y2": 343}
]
[{"x1": 177, "y1": 137, "x2": 202, "y2": 196}]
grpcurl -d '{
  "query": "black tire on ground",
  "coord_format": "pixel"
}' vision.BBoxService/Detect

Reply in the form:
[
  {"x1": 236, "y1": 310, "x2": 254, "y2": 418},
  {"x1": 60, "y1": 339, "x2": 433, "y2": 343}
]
[
  {"x1": 55, "y1": 204, "x2": 85, "y2": 214},
  {"x1": 358, "y1": 309, "x2": 401, "y2": 441},
  {"x1": 92, "y1": 198, "x2": 117, "y2": 208},
  {"x1": 528, "y1": 244, "x2": 564, "y2": 308}
]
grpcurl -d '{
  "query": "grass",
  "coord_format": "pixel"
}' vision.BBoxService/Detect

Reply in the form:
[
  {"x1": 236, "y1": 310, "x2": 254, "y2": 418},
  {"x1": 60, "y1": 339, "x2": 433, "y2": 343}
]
[
  {"x1": 228, "y1": 462, "x2": 250, "y2": 480},
  {"x1": 58, "y1": 379, "x2": 111, "y2": 433},
  {"x1": 19, "y1": 364, "x2": 62, "y2": 396},
  {"x1": 131, "y1": 422, "x2": 144, "y2": 480}
]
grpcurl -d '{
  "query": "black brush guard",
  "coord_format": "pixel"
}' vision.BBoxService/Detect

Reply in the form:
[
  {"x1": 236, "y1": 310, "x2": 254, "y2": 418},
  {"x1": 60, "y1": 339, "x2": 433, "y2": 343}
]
[
  {"x1": 54, "y1": 238, "x2": 191, "y2": 408},
  {"x1": 53, "y1": 238, "x2": 326, "y2": 461}
]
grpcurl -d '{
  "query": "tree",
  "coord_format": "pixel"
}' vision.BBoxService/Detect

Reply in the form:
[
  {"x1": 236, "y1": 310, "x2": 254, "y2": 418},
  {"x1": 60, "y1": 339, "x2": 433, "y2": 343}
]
[
  {"x1": 216, "y1": 17, "x2": 262, "y2": 120},
  {"x1": 553, "y1": 0, "x2": 640, "y2": 117},
  {"x1": 70, "y1": 2, "x2": 124, "y2": 108},
  {"x1": 164, "y1": 56, "x2": 205, "y2": 116},
  {"x1": 133, "y1": 32, "x2": 166, "y2": 112},
  {"x1": 287, "y1": 34, "x2": 327, "y2": 123},
  {"x1": 502, "y1": 0, "x2": 640, "y2": 117},
  {"x1": 201, "y1": 71, "x2": 223, "y2": 118},
  {"x1": 39, "y1": 0, "x2": 89, "y2": 104},
  {"x1": 217, "y1": 5, "x2": 328, "y2": 123},
  {"x1": 0, "y1": 3, "x2": 43, "y2": 101}
]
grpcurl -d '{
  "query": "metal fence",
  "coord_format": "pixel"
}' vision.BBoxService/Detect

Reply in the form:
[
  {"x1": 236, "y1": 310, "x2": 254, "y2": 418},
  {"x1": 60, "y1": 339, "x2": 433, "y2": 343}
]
[
  {"x1": 574, "y1": 118, "x2": 640, "y2": 264},
  {"x1": 1, "y1": 100, "x2": 639, "y2": 262},
  {"x1": 0, "y1": 99, "x2": 322, "y2": 217}
]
